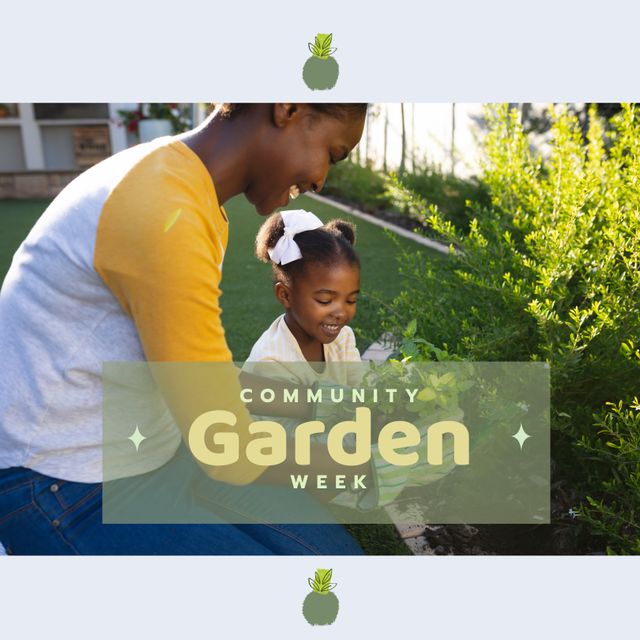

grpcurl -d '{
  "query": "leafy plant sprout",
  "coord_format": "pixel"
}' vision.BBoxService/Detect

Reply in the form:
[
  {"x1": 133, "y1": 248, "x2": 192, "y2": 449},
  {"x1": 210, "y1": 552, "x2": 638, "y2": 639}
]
[
  {"x1": 303, "y1": 33, "x2": 340, "y2": 90},
  {"x1": 302, "y1": 568, "x2": 339, "y2": 625}
]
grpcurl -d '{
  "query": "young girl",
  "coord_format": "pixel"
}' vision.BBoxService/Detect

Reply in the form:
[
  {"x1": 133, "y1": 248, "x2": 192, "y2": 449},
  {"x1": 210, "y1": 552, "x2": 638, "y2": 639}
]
[
  {"x1": 246, "y1": 208, "x2": 363, "y2": 384},
  {"x1": 245, "y1": 209, "x2": 457, "y2": 510},
  {"x1": 244, "y1": 208, "x2": 377, "y2": 508}
]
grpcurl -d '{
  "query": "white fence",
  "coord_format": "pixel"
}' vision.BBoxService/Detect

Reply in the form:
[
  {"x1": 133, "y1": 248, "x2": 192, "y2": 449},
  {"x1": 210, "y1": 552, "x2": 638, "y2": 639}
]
[{"x1": 354, "y1": 103, "x2": 485, "y2": 178}]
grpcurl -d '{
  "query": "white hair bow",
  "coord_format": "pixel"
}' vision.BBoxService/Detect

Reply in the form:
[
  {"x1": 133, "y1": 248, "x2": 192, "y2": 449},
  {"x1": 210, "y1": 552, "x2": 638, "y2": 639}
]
[{"x1": 268, "y1": 209, "x2": 324, "y2": 265}]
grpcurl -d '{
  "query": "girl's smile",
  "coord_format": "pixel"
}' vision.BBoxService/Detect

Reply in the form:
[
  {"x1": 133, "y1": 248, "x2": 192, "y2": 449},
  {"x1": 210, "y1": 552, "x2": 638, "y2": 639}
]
[{"x1": 320, "y1": 321, "x2": 342, "y2": 338}]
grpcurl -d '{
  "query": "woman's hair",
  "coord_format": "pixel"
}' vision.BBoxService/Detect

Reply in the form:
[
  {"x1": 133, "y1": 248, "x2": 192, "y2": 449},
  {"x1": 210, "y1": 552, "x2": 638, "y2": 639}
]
[
  {"x1": 255, "y1": 214, "x2": 359, "y2": 285},
  {"x1": 215, "y1": 103, "x2": 368, "y2": 121}
]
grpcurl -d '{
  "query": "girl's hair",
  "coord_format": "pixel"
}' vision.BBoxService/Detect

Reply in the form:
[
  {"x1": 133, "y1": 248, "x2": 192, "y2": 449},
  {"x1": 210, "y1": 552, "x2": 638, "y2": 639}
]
[
  {"x1": 215, "y1": 103, "x2": 368, "y2": 121},
  {"x1": 255, "y1": 214, "x2": 359, "y2": 285}
]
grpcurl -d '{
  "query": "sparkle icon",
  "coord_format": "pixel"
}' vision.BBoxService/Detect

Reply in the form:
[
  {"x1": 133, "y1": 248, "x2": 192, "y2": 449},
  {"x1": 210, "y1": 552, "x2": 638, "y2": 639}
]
[
  {"x1": 512, "y1": 423, "x2": 531, "y2": 450},
  {"x1": 128, "y1": 425, "x2": 147, "y2": 452}
]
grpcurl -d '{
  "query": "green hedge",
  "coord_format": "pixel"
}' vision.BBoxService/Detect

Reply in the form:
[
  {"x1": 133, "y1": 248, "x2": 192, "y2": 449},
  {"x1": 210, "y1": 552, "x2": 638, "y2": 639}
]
[
  {"x1": 379, "y1": 104, "x2": 640, "y2": 554},
  {"x1": 323, "y1": 160, "x2": 396, "y2": 212},
  {"x1": 393, "y1": 166, "x2": 490, "y2": 233},
  {"x1": 323, "y1": 158, "x2": 487, "y2": 235}
]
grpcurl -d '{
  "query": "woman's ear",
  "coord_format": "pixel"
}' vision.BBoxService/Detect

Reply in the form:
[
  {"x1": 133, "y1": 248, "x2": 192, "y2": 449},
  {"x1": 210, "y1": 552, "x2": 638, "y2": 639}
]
[
  {"x1": 272, "y1": 103, "x2": 301, "y2": 128},
  {"x1": 274, "y1": 281, "x2": 292, "y2": 308}
]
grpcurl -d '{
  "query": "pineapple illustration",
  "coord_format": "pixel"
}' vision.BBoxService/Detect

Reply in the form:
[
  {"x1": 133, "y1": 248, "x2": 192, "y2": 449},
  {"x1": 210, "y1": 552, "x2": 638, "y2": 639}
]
[
  {"x1": 302, "y1": 568, "x2": 339, "y2": 626},
  {"x1": 303, "y1": 33, "x2": 339, "y2": 90}
]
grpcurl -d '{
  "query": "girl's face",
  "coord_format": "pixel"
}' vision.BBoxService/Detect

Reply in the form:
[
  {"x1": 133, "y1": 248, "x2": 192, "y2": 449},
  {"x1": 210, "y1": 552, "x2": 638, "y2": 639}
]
[
  {"x1": 276, "y1": 261, "x2": 360, "y2": 349},
  {"x1": 247, "y1": 105, "x2": 365, "y2": 215}
]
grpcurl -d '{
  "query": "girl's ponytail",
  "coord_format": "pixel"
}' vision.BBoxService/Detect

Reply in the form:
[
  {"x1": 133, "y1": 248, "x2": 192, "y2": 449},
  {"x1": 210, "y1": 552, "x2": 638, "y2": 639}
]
[{"x1": 255, "y1": 213, "x2": 286, "y2": 263}]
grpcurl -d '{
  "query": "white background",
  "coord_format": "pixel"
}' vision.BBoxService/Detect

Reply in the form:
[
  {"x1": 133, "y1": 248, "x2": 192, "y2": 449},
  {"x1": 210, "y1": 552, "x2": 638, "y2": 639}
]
[
  {"x1": 2, "y1": 0, "x2": 637, "y2": 101},
  {"x1": 1, "y1": 556, "x2": 639, "y2": 637},
  {"x1": 1, "y1": 1, "x2": 638, "y2": 636}
]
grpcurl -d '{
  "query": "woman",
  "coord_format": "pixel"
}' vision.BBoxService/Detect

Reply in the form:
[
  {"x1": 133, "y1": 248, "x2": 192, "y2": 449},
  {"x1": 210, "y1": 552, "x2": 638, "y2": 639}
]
[{"x1": 0, "y1": 103, "x2": 367, "y2": 555}]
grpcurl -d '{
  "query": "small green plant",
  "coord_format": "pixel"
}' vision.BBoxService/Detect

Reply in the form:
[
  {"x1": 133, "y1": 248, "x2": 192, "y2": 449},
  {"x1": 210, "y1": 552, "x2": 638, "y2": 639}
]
[
  {"x1": 302, "y1": 568, "x2": 339, "y2": 626},
  {"x1": 303, "y1": 33, "x2": 339, "y2": 90}
]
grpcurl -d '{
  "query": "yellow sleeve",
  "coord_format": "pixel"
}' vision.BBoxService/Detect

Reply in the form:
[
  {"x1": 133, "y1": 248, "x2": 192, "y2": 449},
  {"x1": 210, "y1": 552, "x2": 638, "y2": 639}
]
[
  {"x1": 94, "y1": 177, "x2": 231, "y2": 362},
  {"x1": 94, "y1": 147, "x2": 265, "y2": 485}
]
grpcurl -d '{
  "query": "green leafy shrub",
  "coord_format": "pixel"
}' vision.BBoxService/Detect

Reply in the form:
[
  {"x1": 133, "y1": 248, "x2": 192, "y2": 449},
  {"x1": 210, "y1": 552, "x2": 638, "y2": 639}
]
[
  {"x1": 380, "y1": 104, "x2": 640, "y2": 553},
  {"x1": 576, "y1": 396, "x2": 640, "y2": 554},
  {"x1": 391, "y1": 164, "x2": 490, "y2": 233},
  {"x1": 324, "y1": 160, "x2": 397, "y2": 212},
  {"x1": 324, "y1": 159, "x2": 487, "y2": 235}
]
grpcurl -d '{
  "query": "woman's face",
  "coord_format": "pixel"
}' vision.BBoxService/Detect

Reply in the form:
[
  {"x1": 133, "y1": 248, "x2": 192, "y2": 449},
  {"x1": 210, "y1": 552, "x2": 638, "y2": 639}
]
[{"x1": 247, "y1": 104, "x2": 365, "y2": 215}]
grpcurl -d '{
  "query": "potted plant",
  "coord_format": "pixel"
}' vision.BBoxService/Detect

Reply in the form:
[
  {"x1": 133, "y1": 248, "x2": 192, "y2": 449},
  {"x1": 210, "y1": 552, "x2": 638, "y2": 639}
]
[{"x1": 117, "y1": 103, "x2": 192, "y2": 142}]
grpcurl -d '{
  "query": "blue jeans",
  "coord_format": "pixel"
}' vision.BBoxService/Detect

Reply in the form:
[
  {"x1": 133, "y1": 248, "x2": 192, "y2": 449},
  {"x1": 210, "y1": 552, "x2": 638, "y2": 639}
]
[{"x1": 0, "y1": 460, "x2": 363, "y2": 555}]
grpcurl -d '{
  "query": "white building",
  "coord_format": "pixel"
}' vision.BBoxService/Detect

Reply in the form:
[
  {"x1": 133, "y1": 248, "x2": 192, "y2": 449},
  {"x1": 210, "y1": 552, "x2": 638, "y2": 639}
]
[{"x1": 0, "y1": 103, "x2": 138, "y2": 198}]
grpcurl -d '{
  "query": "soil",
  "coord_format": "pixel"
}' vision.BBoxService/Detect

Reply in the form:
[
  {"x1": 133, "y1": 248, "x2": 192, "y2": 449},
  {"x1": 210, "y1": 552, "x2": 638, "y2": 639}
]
[{"x1": 408, "y1": 479, "x2": 600, "y2": 556}]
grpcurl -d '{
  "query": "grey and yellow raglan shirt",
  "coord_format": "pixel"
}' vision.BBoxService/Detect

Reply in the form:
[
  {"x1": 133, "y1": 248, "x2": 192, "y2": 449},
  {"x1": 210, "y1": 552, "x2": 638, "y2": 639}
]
[{"x1": 0, "y1": 136, "x2": 264, "y2": 485}]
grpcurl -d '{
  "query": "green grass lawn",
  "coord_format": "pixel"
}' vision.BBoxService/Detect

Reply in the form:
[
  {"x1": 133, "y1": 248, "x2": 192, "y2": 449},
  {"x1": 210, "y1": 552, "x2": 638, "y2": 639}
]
[
  {"x1": 0, "y1": 199, "x2": 46, "y2": 281},
  {"x1": 0, "y1": 194, "x2": 441, "y2": 555}
]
